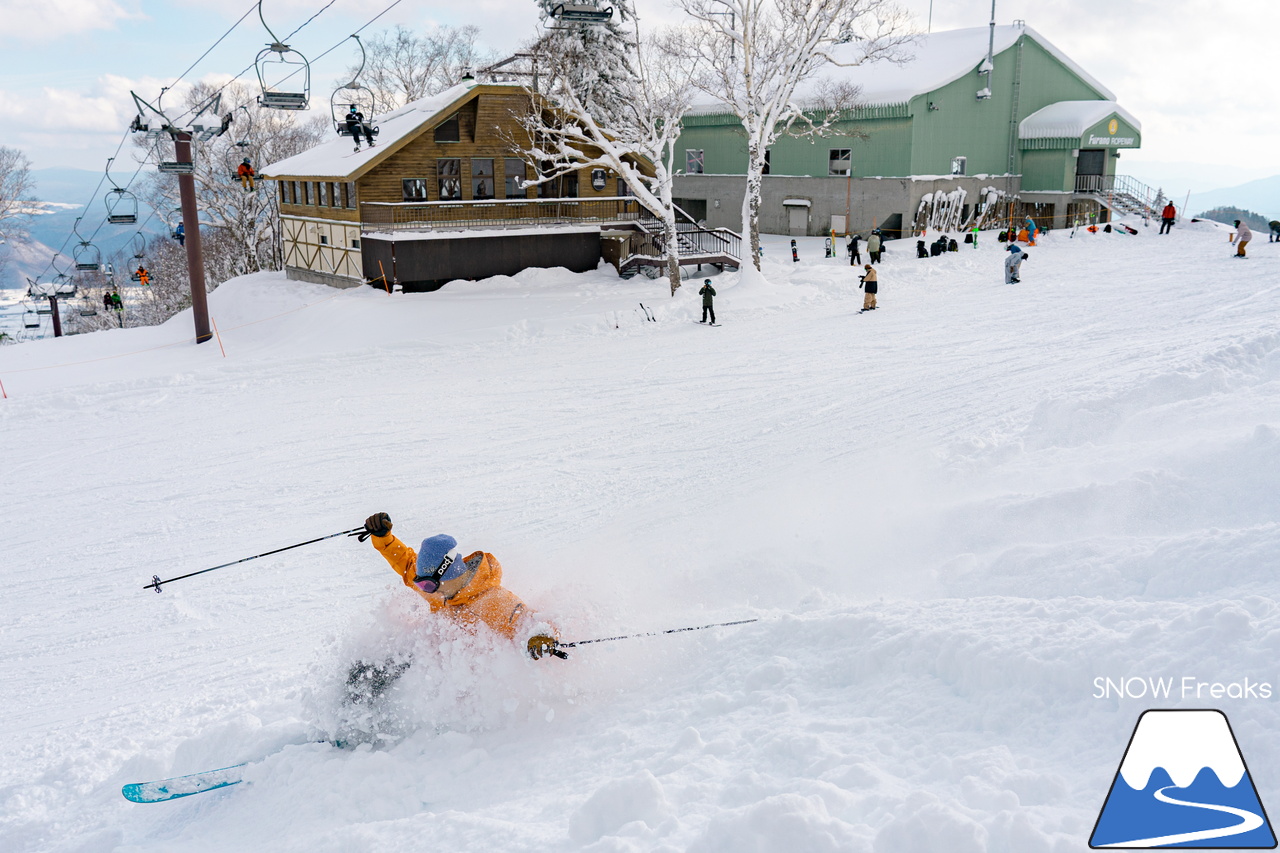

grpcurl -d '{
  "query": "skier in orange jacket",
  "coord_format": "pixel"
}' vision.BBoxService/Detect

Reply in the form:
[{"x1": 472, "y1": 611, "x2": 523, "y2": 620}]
[
  {"x1": 361, "y1": 512, "x2": 561, "y2": 658},
  {"x1": 237, "y1": 158, "x2": 255, "y2": 192}
]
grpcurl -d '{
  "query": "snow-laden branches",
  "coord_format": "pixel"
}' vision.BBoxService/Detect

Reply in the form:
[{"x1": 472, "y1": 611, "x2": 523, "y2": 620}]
[
  {"x1": 0, "y1": 146, "x2": 35, "y2": 278},
  {"x1": 672, "y1": 0, "x2": 913, "y2": 273},
  {"x1": 515, "y1": 12, "x2": 697, "y2": 294}
]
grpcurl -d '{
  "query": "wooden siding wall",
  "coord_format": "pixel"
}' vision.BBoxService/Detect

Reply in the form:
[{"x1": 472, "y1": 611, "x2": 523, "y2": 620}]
[{"x1": 353, "y1": 92, "x2": 627, "y2": 206}]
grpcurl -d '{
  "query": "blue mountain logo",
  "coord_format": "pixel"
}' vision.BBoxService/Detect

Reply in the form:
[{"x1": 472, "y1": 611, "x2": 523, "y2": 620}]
[{"x1": 1091, "y1": 709, "x2": 1276, "y2": 848}]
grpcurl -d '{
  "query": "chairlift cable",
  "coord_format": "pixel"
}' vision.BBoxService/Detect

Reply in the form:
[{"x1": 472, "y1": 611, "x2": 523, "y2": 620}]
[{"x1": 164, "y1": 1, "x2": 259, "y2": 94}]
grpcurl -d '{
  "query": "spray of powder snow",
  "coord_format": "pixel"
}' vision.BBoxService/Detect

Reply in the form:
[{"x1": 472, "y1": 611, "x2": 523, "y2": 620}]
[{"x1": 299, "y1": 589, "x2": 657, "y2": 746}]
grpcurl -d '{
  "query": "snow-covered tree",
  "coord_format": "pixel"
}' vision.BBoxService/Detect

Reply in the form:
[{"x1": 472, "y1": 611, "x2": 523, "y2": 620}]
[
  {"x1": 673, "y1": 0, "x2": 912, "y2": 277},
  {"x1": 354, "y1": 24, "x2": 496, "y2": 115},
  {"x1": 515, "y1": 5, "x2": 696, "y2": 294},
  {"x1": 0, "y1": 146, "x2": 34, "y2": 280}
]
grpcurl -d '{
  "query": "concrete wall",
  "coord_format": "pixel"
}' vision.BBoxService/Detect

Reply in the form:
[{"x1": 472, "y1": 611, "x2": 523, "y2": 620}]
[{"x1": 673, "y1": 173, "x2": 1018, "y2": 238}]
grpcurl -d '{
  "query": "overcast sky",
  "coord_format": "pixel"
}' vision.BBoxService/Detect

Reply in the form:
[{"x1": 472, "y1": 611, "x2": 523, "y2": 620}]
[{"x1": 2, "y1": 0, "x2": 1275, "y2": 192}]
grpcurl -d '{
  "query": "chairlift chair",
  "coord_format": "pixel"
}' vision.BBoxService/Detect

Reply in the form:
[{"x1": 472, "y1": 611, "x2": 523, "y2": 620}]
[
  {"x1": 23, "y1": 308, "x2": 41, "y2": 328},
  {"x1": 330, "y1": 35, "x2": 380, "y2": 140},
  {"x1": 104, "y1": 158, "x2": 139, "y2": 224},
  {"x1": 255, "y1": 3, "x2": 311, "y2": 110},
  {"x1": 74, "y1": 242, "x2": 102, "y2": 272},
  {"x1": 78, "y1": 296, "x2": 98, "y2": 317},
  {"x1": 549, "y1": 2, "x2": 614, "y2": 23},
  {"x1": 231, "y1": 105, "x2": 253, "y2": 148},
  {"x1": 131, "y1": 232, "x2": 147, "y2": 260}
]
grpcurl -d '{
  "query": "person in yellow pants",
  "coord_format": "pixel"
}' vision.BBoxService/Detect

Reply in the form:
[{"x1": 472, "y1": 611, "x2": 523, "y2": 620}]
[{"x1": 860, "y1": 264, "x2": 878, "y2": 311}]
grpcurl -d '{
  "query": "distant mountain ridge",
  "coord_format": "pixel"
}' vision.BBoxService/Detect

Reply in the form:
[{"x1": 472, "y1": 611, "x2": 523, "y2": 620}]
[{"x1": 1186, "y1": 174, "x2": 1280, "y2": 220}]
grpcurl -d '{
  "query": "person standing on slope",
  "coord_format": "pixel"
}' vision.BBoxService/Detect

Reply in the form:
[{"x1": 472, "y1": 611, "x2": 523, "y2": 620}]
[
  {"x1": 859, "y1": 264, "x2": 878, "y2": 311},
  {"x1": 1232, "y1": 219, "x2": 1252, "y2": 257},
  {"x1": 847, "y1": 232, "x2": 861, "y2": 265},
  {"x1": 360, "y1": 512, "x2": 562, "y2": 661},
  {"x1": 867, "y1": 230, "x2": 882, "y2": 264},
  {"x1": 699, "y1": 279, "x2": 717, "y2": 324},
  {"x1": 1159, "y1": 201, "x2": 1177, "y2": 235}
]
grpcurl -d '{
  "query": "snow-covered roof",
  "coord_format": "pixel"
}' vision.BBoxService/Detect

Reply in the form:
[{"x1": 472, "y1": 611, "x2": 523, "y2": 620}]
[
  {"x1": 260, "y1": 82, "x2": 480, "y2": 180},
  {"x1": 1019, "y1": 100, "x2": 1141, "y2": 139},
  {"x1": 688, "y1": 24, "x2": 1114, "y2": 115}
]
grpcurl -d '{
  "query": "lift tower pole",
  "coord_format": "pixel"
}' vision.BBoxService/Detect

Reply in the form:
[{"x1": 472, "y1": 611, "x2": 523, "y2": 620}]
[{"x1": 172, "y1": 132, "x2": 212, "y2": 343}]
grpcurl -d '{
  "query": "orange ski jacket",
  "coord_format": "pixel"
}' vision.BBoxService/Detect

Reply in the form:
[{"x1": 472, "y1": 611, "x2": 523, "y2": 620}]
[
  {"x1": 371, "y1": 533, "x2": 542, "y2": 640},
  {"x1": 237, "y1": 163, "x2": 255, "y2": 177}
]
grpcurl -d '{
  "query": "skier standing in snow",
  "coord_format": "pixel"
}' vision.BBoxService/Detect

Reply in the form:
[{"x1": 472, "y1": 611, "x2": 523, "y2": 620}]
[
  {"x1": 859, "y1": 264, "x2": 877, "y2": 311},
  {"x1": 699, "y1": 279, "x2": 717, "y2": 324},
  {"x1": 1232, "y1": 220, "x2": 1252, "y2": 257},
  {"x1": 847, "y1": 233, "x2": 861, "y2": 265},
  {"x1": 867, "y1": 230, "x2": 882, "y2": 264},
  {"x1": 1004, "y1": 243, "x2": 1027, "y2": 283},
  {"x1": 1159, "y1": 202, "x2": 1177, "y2": 234},
  {"x1": 345, "y1": 106, "x2": 376, "y2": 151},
  {"x1": 358, "y1": 512, "x2": 561, "y2": 662}
]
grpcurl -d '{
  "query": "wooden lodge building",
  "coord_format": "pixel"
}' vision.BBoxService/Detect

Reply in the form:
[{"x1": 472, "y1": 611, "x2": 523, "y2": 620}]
[{"x1": 261, "y1": 81, "x2": 740, "y2": 290}]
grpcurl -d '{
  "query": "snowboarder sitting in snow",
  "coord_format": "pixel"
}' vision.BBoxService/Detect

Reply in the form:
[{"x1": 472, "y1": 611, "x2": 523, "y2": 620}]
[
  {"x1": 345, "y1": 105, "x2": 376, "y2": 151},
  {"x1": 915, "y1": 239, "x2": 928, "y2": 259},
  {"x1": 1270, "y1": 220, "x2": 1280, "y2": 243},
  {"x1": 361, "y1": 512, "x2": 562, "y2": 661},
  {"x1": 699, "y1": 279, "x2": 717, "y2": 324},
  {"x1": 237, "y1": 158, "x2": 255, "y2": 192}
]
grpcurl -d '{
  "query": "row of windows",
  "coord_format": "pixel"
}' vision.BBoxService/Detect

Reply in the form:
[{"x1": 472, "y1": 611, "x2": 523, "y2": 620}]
[
  {"x1": 283, "y1": 164, "x2": 633, "y2": 207},
  {"x1": 282, "y1": 181, "x2": 357, "y2": 209},
  {"x1": 403, "y1": 158, "x2": 529, "y2": 202},
  {"x1": 683, "y1": 149, "x2": 969, "y2": 177}
]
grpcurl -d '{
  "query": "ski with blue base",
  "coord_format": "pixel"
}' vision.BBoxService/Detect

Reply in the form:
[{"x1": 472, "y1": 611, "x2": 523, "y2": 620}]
[{"x1": 122, "y1": 763, "x2": 247, "y2": 803}]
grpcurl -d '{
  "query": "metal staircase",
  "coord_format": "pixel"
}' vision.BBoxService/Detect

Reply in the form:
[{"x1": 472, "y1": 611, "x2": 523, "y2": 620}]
[
  {"x1": 1075, "y1": 174, "x2": 1161, "y2": 219},
  {"x1": 617, "y1": 211, "x2": 742, "y2": 279}
]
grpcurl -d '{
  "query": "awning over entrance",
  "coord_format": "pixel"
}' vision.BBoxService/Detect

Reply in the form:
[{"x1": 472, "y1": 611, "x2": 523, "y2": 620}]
[{"x1": 1018, "y1": 100, "x2": 1142, "y2": 150}]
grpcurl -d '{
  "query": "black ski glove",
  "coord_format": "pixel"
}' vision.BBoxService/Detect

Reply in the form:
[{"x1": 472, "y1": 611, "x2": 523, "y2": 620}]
[{"x1": 362, "y1": 512, "x2": 392, "y2": 541}]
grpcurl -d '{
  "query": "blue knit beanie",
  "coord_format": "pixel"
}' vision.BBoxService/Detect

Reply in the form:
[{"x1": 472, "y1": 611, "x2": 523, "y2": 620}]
[{"x1": 416, "y1": 534, "x2": 463, "y2": 582}]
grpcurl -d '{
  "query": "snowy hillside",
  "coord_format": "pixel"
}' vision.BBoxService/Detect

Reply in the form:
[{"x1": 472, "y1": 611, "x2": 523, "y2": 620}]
[{"x1": 2, "y1": 220, "x2": 1279, "y2": 852}]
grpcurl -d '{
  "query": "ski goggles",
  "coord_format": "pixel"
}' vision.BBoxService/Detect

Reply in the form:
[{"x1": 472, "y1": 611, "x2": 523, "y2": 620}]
[{"x1": 412, "y1": 553, "x2": 455, "y2": 593}]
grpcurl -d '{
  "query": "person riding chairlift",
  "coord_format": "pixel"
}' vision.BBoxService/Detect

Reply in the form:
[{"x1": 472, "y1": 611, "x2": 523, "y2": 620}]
[
  {"x1": 345, "y1": 105, "x2": 376, "y2": 151},
  {"x1": 237, "y1": 158, "x2": 256, "y2": 192}
]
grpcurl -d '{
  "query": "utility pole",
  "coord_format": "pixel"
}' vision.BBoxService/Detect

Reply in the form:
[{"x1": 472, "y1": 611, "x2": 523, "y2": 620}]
[
  {"x1": 173, "y1": 132, "x2": 212, "y2": 344},
  {"x1": 48, "y1": 295, "x2": 62, "y2": 337}
]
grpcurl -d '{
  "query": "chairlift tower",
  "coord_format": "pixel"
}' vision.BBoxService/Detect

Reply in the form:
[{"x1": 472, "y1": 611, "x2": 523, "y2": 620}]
[{"x1": 128, "y1": 88, "x2": 228, "y2": 345}]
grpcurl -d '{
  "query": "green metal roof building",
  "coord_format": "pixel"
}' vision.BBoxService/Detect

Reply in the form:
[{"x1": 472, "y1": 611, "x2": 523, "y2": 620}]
[{"x1": 672, "y1": 22, "x2": 1151, "y2": 238}]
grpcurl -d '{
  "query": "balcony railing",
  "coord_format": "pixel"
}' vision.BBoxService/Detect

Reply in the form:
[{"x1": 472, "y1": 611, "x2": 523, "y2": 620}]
[{"x1": 361, "y1": 196, "x2": 647, "y2": 232}]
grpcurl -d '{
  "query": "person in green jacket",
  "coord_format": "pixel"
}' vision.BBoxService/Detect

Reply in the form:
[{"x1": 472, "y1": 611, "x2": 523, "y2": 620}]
[{"x1": 699, "y1": 279, "x2": 717, "y2": 324}]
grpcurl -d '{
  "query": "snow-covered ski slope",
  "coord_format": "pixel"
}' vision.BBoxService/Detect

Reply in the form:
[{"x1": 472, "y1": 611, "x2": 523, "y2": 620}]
[{"x1": 3, "y1": 220, "x2": 1279, "y2": 852}]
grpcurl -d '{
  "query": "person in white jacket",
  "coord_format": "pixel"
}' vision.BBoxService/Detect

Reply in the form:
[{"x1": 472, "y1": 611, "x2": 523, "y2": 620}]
[{"x1": 1232, "y1": 220, "x2": 1253, "y2": 257}]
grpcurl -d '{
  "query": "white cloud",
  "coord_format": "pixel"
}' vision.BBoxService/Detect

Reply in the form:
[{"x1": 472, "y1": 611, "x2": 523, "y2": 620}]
[{"x1": 0, "y1": 0, "x2": 136, "y2": 41}]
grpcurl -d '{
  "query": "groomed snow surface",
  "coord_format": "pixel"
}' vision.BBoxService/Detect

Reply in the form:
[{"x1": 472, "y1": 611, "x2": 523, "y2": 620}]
[{"x1": 2, "y1": 219, "x2": 1279, "y2": 852}]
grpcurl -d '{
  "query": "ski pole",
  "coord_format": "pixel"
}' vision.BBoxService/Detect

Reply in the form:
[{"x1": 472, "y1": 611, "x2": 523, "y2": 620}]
[
  {"x1": 559, "y1": 618, "x2": 758, "y2": 649},
  {"x1": 145, "y1": 527, "x2": 366, "y2": 593}
]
